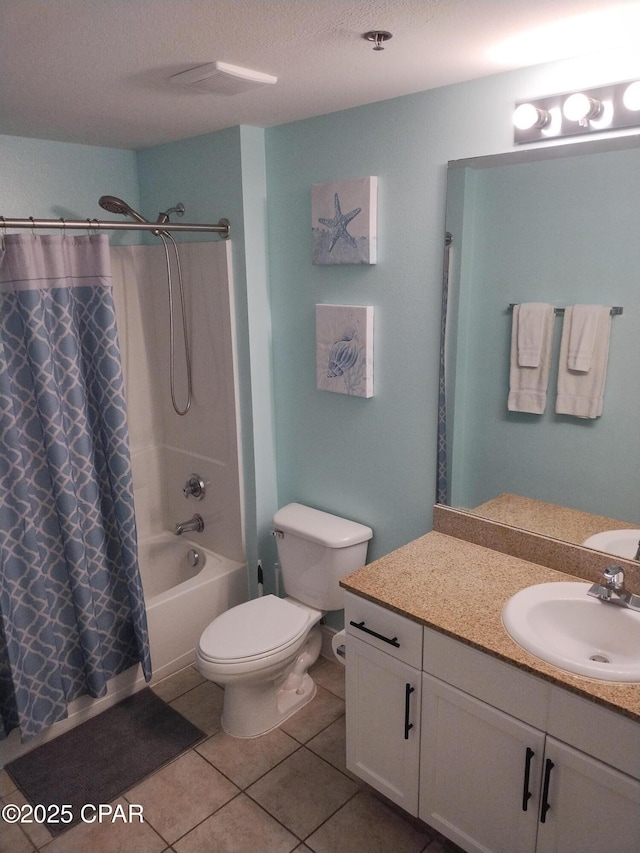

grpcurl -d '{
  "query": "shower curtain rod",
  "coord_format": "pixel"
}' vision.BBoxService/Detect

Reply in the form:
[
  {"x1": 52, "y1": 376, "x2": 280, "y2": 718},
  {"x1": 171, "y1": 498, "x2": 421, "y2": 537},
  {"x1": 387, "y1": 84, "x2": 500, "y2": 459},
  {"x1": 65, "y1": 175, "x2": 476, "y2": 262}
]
[{"x1": 0, "y1": 216, "x2": 230, "y2": 238}]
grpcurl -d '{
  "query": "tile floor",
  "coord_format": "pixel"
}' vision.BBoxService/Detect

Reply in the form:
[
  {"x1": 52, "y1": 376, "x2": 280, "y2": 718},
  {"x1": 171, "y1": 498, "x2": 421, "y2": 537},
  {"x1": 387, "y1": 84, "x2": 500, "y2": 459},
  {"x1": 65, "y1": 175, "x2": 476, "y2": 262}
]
[{"x1": 1, "y1": 658, "x2": 464, "y2": 853}]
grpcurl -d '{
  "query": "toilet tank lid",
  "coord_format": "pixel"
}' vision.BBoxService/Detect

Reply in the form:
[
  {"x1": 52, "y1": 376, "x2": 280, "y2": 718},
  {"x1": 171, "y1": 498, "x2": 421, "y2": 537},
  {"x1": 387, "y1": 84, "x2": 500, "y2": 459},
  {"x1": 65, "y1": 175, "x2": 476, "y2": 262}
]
[{"x1": 273, "y1": 503, "x2": 373, "y2": 548}]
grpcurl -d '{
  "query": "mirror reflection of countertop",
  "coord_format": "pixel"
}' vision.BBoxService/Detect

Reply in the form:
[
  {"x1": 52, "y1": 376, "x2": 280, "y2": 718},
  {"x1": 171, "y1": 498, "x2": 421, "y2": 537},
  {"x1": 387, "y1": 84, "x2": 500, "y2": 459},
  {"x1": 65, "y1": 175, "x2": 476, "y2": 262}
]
[
  {"x1": 340, "y1": 530, "x2": 640, "y2": 721},
  {"x1": 465, "y1": 493, "x2": 639, "y2": 546}
]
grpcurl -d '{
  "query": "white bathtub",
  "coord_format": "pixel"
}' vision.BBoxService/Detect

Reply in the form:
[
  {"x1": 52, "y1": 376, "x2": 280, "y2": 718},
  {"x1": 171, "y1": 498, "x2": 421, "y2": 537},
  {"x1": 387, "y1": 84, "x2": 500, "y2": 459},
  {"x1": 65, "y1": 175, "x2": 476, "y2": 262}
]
[
  {"x1": 2, "y1": 535, "x2": 247, "y2": 765},
  {"x1": 140, "y1": 533, "x2": 248, "y2": 681}
]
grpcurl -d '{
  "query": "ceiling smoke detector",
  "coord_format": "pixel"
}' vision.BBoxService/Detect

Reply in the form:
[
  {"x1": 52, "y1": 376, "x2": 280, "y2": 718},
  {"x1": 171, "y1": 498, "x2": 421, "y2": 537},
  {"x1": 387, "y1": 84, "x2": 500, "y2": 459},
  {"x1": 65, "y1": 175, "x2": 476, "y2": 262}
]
[{"x1": 170, "y1": 61, "x2": 277, "y2": 95}]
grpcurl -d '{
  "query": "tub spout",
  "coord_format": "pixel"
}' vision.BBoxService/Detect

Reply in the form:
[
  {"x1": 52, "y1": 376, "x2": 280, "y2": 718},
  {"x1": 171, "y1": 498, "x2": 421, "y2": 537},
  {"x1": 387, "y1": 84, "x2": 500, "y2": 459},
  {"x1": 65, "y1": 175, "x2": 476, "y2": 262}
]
[{"x1": 174, "y1": 514, "x2": 204, "y2": 536}]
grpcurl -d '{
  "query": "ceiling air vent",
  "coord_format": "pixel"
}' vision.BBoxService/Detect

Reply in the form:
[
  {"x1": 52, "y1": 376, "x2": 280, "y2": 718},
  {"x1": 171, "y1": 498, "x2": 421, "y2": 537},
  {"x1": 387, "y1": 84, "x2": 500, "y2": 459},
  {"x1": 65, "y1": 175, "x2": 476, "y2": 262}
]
[{"x1": 170, "y1": 61, "x2": 277, "y2": 95}]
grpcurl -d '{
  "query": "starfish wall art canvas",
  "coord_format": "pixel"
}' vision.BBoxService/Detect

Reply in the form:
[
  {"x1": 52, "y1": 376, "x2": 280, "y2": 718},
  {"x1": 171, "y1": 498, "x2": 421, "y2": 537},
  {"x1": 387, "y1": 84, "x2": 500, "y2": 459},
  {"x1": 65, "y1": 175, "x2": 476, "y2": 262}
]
[{"x1": 311, "y1": 177, "x2": 377, "y2": 264}]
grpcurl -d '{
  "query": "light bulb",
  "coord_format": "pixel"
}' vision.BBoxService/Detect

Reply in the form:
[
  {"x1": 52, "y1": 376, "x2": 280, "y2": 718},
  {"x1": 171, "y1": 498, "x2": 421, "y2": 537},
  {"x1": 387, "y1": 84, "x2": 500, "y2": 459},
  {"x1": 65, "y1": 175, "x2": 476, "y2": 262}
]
[
  {"x1": 513, "y1": 103, "x2": 550, "y2": 130},
  {"x1": 623, "y1": 80, "x2": 640, "y2": 111},
  {"x1": 563, "y1": 93, "x2": 603, "y2": 122}
]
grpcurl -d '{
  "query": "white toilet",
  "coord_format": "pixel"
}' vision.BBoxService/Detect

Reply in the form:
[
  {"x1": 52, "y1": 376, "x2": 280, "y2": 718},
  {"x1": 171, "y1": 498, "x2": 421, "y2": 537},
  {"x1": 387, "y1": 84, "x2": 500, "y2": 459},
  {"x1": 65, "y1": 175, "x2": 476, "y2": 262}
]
[{"x1": 196, "y1": 503, "x2": 372, "y2": 737}]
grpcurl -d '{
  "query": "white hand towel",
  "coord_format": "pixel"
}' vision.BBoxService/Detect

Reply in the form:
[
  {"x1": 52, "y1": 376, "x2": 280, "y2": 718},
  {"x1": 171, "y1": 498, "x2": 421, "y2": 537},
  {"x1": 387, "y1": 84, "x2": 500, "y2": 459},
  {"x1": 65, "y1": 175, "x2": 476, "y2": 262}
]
[
  {"x1": 568, "y1": 304, "x2": 601, "y2": 372},
  {"x1": 556, "y1": 305, "x2": 612, "y2": 418},
  {"x1": 508, "y1": 303, "x2": 555, "y2": 414},
  {"x1": 517, "y1": 302, "x2": 554, "y2": 367}
]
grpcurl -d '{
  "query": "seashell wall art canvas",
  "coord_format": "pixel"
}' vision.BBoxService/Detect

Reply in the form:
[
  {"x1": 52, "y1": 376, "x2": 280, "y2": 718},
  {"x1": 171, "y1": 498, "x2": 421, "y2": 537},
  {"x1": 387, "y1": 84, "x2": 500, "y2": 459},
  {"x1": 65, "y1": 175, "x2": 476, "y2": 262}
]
[
  {"x1": 312, "y1": 177, "x2": 377, "y2": 265},
  {"x1": 316, "y1": 304, "x2": 374, "y2": 397}
]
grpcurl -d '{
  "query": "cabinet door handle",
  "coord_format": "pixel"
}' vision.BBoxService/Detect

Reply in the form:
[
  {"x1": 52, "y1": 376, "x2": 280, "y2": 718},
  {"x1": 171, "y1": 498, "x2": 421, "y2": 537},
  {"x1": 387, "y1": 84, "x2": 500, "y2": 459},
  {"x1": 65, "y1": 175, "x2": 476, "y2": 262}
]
[
  {"x1": 404, "y1": 683, "x2": 415, "y2": 739},
  {"x1": 540, "y1": 758, "x2": 554, "y2": 823},
  {"x1": 522, "y1": 747, "x2": 535, "y2": 811},
  {"x1": 349, "y1": 620, "x2": 400, "y2": 648}
]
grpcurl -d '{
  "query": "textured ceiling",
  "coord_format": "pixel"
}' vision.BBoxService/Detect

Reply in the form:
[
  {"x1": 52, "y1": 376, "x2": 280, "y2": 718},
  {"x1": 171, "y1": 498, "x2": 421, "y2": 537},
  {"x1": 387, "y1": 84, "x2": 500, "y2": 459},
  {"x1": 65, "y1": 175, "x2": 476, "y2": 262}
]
[{"x1": 1, "y1": 0, "x2": 639, "y2": 149}]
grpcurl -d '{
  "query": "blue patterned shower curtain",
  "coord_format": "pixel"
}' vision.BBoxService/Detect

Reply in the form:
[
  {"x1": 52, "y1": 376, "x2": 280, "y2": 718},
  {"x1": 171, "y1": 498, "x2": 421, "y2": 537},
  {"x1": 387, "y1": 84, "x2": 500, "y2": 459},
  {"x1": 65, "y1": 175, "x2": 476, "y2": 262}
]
[{"x1": 0, "y1": 233, "x2": 151, "y2": 741}]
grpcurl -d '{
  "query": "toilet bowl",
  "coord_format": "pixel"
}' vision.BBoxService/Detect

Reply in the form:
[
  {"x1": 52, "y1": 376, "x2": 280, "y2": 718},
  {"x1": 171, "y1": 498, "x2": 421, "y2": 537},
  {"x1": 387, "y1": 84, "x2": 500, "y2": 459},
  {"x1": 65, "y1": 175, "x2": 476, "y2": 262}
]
[
  {"x1": 196, "y1": 503, "x2": 372, "y2": 738},
  {"x1": 196, "y1": 595, "x2": 323, "y2": 737}
]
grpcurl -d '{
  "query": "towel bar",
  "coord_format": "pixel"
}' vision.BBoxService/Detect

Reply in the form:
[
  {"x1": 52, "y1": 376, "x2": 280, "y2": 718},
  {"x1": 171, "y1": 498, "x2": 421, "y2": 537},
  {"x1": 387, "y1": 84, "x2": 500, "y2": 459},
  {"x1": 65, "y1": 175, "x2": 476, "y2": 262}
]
[{"x1": 508, "y1": 304, "x2": 623, "y2": 316}]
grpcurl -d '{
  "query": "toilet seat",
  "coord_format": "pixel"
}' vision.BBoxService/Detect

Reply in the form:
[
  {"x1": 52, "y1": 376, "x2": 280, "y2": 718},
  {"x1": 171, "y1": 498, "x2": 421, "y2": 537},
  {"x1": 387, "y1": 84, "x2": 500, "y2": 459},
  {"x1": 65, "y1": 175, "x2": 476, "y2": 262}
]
[{"x1": 198, "y1": 595, "x2": 313, "y2": 665}]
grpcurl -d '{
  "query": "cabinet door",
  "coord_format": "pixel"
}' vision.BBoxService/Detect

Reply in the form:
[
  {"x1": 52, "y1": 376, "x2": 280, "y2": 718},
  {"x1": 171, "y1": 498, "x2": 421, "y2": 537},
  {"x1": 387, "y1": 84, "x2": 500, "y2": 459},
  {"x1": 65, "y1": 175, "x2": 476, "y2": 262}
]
[
  {"x1": 536, "y1": 737, "x2": 640, "y2": 853},
  {"x1": 420, "y1": 674, "x2": 544, "y2": 853},
  {"x1": 346, "y1": 634, "x2": 421, "y2": 816}
]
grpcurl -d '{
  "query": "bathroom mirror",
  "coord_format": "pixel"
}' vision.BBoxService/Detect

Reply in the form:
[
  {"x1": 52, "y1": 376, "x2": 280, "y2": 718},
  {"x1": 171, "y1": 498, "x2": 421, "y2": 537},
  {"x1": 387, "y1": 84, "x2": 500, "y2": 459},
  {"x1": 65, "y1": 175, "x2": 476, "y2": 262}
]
[{"x1": 441, "y1": 134, "x2": 640, "y2": 552}]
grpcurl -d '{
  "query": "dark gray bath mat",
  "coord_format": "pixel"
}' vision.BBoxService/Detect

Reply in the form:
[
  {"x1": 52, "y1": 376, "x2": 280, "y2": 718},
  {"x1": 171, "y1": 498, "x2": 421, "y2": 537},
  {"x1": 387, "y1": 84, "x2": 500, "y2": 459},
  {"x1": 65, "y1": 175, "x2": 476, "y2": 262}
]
[{"x1": 5, "y1": 687, "x2": 205, "y2": 835}]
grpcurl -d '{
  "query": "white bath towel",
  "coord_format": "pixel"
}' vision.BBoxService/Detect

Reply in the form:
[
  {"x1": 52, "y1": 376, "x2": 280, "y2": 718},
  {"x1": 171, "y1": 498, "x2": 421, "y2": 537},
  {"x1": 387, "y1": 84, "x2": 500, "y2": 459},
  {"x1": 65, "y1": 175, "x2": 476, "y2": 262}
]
[
  {"x1": 556, "y1": 305, "x2": 612, "y2": 418},
  {"x1": 508, "y1": 303, "x2": 555, "y2": 414},
  {"x1": 517, "y1": 302, "x2": 554, "y2": 367},
  {"x1": 567, "y1": 304, "x2": 602, "y2": 372}
]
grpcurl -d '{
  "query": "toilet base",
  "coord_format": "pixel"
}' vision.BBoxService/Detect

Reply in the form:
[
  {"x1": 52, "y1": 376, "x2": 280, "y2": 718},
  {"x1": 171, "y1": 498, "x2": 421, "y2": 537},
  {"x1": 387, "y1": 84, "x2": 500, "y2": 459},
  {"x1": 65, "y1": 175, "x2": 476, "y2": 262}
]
[{"x1": 220, "y1": 626, "x2": 322, "y2": 738}]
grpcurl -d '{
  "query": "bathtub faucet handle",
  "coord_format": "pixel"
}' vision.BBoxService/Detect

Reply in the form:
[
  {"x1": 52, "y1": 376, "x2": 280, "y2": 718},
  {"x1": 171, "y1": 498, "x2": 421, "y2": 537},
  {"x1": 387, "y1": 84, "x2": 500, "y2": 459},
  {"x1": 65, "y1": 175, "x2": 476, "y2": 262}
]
[
  {"x1": 174, "y1": 514, "x2": 205, "y2": 536},
  {"x1": 183, "y1": 474, "x2": 206, "y2": 501}
]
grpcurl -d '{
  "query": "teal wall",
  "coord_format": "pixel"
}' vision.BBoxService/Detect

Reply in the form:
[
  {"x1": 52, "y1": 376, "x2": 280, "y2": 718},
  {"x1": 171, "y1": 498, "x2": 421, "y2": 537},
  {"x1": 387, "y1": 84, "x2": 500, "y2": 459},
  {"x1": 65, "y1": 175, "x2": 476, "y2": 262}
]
[
  {"x1": 0, "y1": 134, "x2": 138, "y2": 245},
  {"x1": 136, "y1": 127, "x2": 243, "y2": 245},
  {"x1": 263, "y1": 59, "x2": 640, "y2": 565},
  {"x1": 136, "y1": 126, "x2": 277, "y2": 592},
  {"x1": 264, "y1": 72, "x2": 521, "y2": 564},
  {"x1": 265, "y1": 96, "x2": 446, "y2": 561},
  {"x1": 3, "y1": 48, "x2": 640, "y2": 594}
]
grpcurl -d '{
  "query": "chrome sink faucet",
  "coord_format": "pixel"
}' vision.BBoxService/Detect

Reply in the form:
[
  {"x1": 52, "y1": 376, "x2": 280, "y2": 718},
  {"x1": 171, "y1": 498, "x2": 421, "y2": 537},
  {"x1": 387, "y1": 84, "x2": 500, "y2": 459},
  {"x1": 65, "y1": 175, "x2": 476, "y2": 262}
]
[
  {"x1": 174, "y1": 514, "x2": 204, "y2": 536},
  {"x1": 587, "y1": 565, "x2": 640, "y2": 611}
]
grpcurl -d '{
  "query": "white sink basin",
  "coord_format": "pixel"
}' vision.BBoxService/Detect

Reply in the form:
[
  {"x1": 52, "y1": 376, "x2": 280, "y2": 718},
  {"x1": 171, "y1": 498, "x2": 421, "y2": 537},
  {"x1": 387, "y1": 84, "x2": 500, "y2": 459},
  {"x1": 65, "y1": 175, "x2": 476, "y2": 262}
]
[
  {"x1": 502, "y1": 582, "x2": 640, "y2": 682},
  {"x1": 581, "y1": 529, "x2": 640, "y2": 560}
]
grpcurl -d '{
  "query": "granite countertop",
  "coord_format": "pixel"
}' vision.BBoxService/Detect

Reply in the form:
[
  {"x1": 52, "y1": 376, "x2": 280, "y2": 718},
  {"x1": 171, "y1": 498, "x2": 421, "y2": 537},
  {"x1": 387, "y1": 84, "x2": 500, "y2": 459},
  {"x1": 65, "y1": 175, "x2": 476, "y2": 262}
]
[{"x1": 340, "y1": 531, "x2": 640, "y2": 721}]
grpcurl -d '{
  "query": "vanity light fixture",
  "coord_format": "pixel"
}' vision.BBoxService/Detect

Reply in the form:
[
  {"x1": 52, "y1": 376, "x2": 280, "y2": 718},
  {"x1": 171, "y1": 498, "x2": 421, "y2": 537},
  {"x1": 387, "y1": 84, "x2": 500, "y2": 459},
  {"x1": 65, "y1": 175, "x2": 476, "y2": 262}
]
[{"x1": 513, "y1": 80, "x2": 640, "y2": 143}]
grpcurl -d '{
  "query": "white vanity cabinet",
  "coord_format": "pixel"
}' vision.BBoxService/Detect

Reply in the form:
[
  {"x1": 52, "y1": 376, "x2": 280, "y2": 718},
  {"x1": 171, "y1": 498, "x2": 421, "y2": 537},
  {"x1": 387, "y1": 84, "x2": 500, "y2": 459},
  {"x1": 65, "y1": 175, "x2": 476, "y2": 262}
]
[
  {"x1": 344, "y1": 592, "x2": 422, "y2": 816},
  {"x1": 344, "y1": 590, "x2": 640, "y2": 853},
  {"x1": 420, "y1": 674, "x2": 544, "y2": 853},
  {"x1": 419, "y1": 627, "x2": 640, "y2": 853},
  {"x1": 535, "y1": 737, "x2": 640, "y2": 853}
]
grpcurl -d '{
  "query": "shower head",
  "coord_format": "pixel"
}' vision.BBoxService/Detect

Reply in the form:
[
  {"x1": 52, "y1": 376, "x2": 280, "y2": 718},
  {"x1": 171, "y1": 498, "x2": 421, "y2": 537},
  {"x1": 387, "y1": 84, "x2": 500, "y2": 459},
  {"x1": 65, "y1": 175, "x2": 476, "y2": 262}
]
[{"x1": 98, "y1": 195, "x2": 148, "y2": 224}]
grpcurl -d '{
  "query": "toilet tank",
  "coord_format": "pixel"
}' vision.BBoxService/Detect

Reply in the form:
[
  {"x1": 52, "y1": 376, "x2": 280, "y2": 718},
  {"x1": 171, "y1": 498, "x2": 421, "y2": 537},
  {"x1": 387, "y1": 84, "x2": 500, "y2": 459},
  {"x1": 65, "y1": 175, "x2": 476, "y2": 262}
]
[{"x1": 272, "y1": 503, "x2": 373, "y2": 611}]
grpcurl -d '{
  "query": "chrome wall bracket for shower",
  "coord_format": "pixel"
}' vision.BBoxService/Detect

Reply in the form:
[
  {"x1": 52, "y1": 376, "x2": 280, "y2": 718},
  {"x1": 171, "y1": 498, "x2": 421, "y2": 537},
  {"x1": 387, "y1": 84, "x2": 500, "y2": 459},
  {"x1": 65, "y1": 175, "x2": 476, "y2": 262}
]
[
  {"x1": 183, "y1": 474, "x2": 206, "y2": 500},
  {"x1": 157, "y1": 203, "x2": 185, "y2": 226}
]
